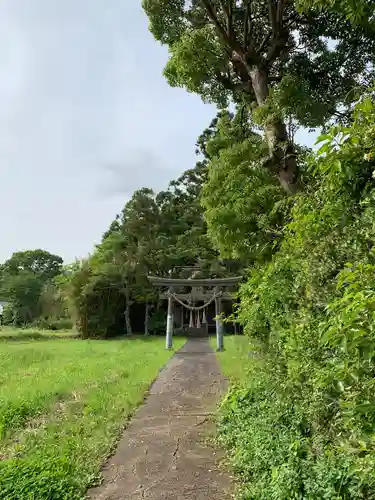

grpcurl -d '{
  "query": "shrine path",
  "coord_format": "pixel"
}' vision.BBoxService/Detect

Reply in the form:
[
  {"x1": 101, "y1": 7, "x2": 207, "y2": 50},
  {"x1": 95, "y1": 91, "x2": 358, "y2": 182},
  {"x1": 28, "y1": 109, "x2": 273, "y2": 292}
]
[{"x1": 87, "y1": 337, "x2": 233, "y2": 500}]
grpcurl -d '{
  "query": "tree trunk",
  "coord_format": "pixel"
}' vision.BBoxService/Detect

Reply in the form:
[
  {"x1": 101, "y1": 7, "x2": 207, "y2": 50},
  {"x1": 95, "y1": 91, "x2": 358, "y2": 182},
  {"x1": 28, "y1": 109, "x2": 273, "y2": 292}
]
[
  {"x1": 144, "y1": 300, "x2": 149, "y2": 336},
  {"x1": 249, "y1": 65, "x2": 300, "y2": 194},
  {"x1": 124, "y1": 286, "x2": 132, "y2": 336}
]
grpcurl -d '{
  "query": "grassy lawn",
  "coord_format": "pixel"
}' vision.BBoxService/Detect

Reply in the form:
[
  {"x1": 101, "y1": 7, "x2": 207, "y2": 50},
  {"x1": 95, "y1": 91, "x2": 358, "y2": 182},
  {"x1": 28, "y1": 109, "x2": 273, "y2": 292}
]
[
  {"x1": 211, "y1": 335, "x2": 255, "y2": 385},
  {"x1": 0, "y1": 333, "x2": 185, "y2": 500}
]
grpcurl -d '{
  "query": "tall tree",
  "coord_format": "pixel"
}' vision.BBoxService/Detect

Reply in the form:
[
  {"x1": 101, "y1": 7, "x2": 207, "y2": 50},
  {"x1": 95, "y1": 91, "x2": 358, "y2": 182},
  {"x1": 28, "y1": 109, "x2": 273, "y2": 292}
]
[
  {"x1": 120, "y1": 188, "x2": 161, "y2": 334},
  {"x1": 1, "y1": 272, "x2": 44, "y2": 325},
  {"x1": 93, "y1": 188, "x2": 162, "y2": 335},
  {"x1": 143, "y1": 0, "x2": 375, "y2": 193},
  {"x1": 0, "y1": 250, "x2": 64, "y2": 325}
]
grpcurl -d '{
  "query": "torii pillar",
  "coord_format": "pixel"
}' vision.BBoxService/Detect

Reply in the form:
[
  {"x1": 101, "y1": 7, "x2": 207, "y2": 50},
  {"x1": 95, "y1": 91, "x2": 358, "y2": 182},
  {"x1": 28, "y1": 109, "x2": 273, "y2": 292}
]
[
  {"x1": 166, "y1": 288, "x2": 174, "y2": 350},
  {"x1": 215, "y1": 286, "x2": 224, "y2": 352}
]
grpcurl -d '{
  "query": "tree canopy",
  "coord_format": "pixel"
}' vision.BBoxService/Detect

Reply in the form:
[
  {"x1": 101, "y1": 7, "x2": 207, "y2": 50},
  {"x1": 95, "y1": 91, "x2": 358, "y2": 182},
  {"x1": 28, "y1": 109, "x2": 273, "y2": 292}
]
[
  {"x1": 0, "y1": 250, "x2": 64, "y2": 326},
  {"x1": 143, "y1": 0, "x2": 375, "y2": 193},
  {"x1": 1, "y1": 250, "x2": 63, "y2": 282}
]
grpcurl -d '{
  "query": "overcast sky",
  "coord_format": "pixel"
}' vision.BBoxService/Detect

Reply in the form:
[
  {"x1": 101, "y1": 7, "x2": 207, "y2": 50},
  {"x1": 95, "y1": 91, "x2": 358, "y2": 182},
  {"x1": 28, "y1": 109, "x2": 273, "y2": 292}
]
[{"x1": 0, "y1": 1, "x2": 315, "y2": 264}]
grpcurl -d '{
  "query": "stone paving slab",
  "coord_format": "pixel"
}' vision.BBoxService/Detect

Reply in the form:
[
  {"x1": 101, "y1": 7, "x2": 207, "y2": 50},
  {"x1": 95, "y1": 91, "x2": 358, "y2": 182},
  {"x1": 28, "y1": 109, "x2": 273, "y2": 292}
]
[{"x1": 87, "y1": 338, "x2": 233, "y2": 500}]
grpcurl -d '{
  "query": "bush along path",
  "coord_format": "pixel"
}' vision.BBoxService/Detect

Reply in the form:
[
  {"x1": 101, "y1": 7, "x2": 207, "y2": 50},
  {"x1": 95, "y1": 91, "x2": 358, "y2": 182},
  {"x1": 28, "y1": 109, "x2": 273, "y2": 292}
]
[{"x1": 87, "y1": 338, "x2": 233, "y2": 500}]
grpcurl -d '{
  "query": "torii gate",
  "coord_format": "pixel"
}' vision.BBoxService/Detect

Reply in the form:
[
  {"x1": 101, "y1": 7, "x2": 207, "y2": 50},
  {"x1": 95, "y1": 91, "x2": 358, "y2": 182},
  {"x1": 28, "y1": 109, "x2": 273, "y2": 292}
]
[{"x1": 147, "y1": 275, "x2": 242, "y2": 351}]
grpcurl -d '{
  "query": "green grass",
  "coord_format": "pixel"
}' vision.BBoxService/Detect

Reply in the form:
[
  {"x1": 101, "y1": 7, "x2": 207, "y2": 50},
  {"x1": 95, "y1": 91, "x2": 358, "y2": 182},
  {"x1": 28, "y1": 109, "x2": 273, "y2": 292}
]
[
  {"x1": 211, "y1": 335, "x2": 255, "y2": 385},
  {"x1": 0, "y1": 334, "x2": 185, "y2": 499},
  {"x1": 0, "y1": 326, "x2": 78, "y2": 341}
]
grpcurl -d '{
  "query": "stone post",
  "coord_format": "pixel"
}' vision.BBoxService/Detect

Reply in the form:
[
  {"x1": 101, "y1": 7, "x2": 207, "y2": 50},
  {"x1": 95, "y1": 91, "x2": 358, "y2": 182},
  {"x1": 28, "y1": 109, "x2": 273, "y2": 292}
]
[
  {"x1": 215, "y1": 287, "x2": 224, "y2": 351},
  {"x1": 166, "y1": 289, "x2": 174, "y2": 350},
  {"x1": 180, "y1": 305, "x2": 184, "y2": 329}
]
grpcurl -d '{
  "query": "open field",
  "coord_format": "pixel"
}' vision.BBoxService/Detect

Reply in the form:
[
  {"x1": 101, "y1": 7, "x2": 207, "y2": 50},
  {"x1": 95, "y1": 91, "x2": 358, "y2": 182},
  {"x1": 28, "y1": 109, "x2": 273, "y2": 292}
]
[{"x1": 0, "y1": 333, "x2": 185, "y2": 500}]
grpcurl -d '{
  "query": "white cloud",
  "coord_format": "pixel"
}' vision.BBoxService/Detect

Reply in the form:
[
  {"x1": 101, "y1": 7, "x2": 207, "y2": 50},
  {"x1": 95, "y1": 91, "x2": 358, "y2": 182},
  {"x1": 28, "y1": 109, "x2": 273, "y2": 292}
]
[{"x1": 0, "y1": 0, "x2": 215, "y2": 263}]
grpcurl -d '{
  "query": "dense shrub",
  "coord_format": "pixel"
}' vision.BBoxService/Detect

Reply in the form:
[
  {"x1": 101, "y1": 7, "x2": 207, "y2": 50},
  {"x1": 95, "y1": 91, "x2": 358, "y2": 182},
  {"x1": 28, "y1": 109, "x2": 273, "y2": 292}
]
[
  {"x1": 148, "y1": 309, "x2": 166, "y2": 335},
  {"x1": 68, "y1": 264, "x2": 128, "y2": 339},
  {"x1": 31, "y1": 317, "x2": 74, "y2": 331},
  {"x1": 218, "y1": 93, "x2": 375, "y2": 498}
]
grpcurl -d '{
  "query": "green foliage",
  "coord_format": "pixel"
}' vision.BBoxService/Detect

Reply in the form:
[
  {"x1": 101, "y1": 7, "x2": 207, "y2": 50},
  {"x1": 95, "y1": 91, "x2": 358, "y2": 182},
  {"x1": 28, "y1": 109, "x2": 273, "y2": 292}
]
[
  {"x1": 201, "y1": 109, "x2": 294, "y2": 261},
  {"x1": 297, "y1": 0, "x2": 375, "y2": 27},
  {"x1": 145, "y1": 0, "x2": 375, "y2": 121},
  {"x1": 164, "y1": 24, "x2": 229, "y2": 106},
  {"x1": 32, "y1": 317, "x2": 74, "y2": 331},
  {"x1": 2, "y1": 272, "x2": 44, "y2": 326},
  {"x1": 72, "y1": 265, "x2": 128, "y2": 339},
  {"x1": 144, "y1": 0, "x2": 375, "y2": 193},
  {"x1": 215, "y1": 92, "x2": 375, "y2": 498},
  {"x1": 1, "y1": 250, "x2": 63, "y2": 282},
  {"x1": 0, "y1": 458, "x2": 82, "y2": 500},
  {"x1": 0, "y1": 250, "x2": 65, "y2": 327},
  {"x1": 148, "y1": 308, "x2": 166, "y2": 335}
]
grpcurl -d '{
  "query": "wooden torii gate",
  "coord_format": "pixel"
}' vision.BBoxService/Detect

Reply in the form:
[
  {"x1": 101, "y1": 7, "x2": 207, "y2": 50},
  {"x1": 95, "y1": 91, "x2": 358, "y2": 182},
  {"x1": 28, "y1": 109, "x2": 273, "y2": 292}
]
[{"x1": 147, "y1": 275, "x2": 242, "y2": 351}]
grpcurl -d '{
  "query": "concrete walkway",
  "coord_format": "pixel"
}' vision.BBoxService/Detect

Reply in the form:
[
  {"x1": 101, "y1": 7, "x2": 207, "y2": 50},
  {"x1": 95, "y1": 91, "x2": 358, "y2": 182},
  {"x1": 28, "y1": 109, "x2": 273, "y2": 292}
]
[{"x1": 88, "y1": 338, "x2": 233, "y2": 500}]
